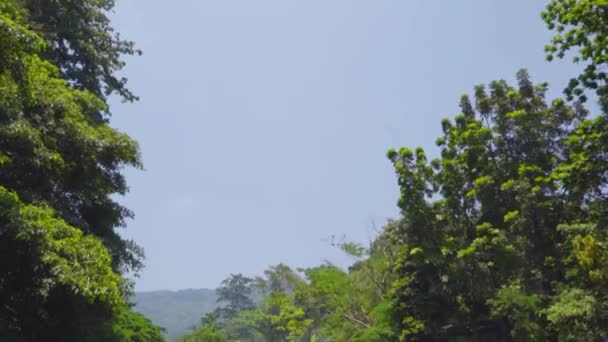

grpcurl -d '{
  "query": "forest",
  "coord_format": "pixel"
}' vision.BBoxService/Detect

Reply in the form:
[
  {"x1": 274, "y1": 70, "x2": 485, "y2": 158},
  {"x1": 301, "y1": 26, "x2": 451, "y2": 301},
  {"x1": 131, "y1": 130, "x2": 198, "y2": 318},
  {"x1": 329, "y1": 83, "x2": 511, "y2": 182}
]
[{"x1": 1, "y1": 0, "x2": 608, "y2": 341}]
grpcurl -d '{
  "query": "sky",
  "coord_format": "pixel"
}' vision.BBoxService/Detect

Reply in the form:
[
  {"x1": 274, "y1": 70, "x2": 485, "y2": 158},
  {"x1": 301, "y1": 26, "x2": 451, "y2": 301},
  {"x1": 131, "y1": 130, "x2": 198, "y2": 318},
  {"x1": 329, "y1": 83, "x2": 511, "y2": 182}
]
[{"x1": 108, "y1": 0, "x2": 582, "y2": 292}]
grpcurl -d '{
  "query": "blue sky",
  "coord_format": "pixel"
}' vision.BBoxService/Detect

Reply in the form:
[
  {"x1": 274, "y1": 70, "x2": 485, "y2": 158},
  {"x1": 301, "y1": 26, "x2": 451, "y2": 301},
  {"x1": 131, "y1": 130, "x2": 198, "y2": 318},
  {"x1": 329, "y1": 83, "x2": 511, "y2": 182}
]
[{"x1": 109, "y1": 0, "x2": 581, "y2": 291}]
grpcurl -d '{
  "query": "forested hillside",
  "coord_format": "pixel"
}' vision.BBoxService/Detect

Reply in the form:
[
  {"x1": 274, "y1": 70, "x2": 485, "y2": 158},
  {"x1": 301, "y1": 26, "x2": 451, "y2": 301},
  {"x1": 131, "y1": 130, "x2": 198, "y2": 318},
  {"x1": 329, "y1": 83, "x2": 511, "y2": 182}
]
[{"x1": 134, "y1": 290, "x2": 218, "y2": 342}]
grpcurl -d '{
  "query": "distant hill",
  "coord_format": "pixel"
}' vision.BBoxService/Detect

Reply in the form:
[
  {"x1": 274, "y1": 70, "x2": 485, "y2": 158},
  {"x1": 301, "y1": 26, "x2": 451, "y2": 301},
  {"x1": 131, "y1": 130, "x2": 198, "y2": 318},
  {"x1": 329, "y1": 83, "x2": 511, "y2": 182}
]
[{"x1": 133, "y1": 289, "x2": 219, "y2": 342}]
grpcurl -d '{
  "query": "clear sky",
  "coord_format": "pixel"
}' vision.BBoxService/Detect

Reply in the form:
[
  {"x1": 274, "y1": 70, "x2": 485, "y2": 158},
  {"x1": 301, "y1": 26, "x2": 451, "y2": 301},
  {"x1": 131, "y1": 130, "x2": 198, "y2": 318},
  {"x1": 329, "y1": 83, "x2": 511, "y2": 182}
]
[{"x1": 108, "y1": 0, "x2": 582, "y2": 291}]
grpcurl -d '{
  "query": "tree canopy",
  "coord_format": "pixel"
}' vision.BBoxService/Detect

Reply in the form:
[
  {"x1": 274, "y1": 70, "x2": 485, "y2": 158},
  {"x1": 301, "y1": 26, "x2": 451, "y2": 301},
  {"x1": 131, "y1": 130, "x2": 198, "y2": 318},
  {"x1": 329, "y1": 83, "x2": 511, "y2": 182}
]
[
  {"x1": 0, "y1": 0, "x2": 162, "y2": 340},
  {"x1": 543, "y1": 0, "x2": 608, "y2": 107},
  {"x1": 387, "y1": 68, "x2": 607, "y2": 340},
  {"x1": 21, "y1": 0, "x2": 141, "y2": 103}
]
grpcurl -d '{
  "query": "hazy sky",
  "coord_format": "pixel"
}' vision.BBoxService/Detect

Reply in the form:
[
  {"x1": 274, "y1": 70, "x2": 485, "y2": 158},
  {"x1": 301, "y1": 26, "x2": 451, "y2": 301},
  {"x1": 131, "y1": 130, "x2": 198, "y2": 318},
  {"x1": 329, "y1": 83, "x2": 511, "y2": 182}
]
[{"x1": 109, "y1": 0, "x2": 581, "y2": 291}]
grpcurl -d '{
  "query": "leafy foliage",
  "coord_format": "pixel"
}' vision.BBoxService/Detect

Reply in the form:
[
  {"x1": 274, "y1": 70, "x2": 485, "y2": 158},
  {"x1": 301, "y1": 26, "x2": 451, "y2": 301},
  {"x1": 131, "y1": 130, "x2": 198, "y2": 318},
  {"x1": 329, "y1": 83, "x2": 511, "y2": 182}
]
[
  {"x1": 179, "y1": 238, "x2": 398, "y2": 342},
  {"x1": 0, "y1": 185, "x2": 123, "y2": 340},
  {"x1": 111, "y1": 307, "x2": 167, "y2": 342},
  {"x1": 22, "y1": 0, "x2": 141, "y2": 103},
  {"x1": 215, "y1": 274, "x2": 256, "y2": 322},
  {"x1": 0, "y1": 0, "x2": 161, "y2": 340},
  {"x1": 543, "y1": 0, "x2": 608, "y2": 106},
  {"x1": 386, "y1": 69, "x2": 608, "y2": 340},
  {"x1": 237, "y1": 291, "x2": 312, "y2": 341},
  {"x1": 0, "y1": 0, "x2": 142, "y2": 276},
  {"x1": 175, "y1": 311, "x2": 226, "y2": 342}
]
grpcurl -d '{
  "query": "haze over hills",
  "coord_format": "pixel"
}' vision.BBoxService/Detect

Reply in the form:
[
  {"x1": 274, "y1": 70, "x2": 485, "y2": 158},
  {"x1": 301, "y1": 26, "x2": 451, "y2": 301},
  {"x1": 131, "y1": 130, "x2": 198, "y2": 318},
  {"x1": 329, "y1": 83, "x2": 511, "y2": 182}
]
[{"x1": 133, "y1": 289, "x2": 218, "y2": 342}]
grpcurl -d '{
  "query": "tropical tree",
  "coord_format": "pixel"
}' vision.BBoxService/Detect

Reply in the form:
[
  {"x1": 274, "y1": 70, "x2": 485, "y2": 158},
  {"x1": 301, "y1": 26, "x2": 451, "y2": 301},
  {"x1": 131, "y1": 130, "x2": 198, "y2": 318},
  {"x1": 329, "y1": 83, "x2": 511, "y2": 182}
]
[
  {"x1": 176, "y1": 311, "x2": 226, "y2": 342},
  {"x1": 387, "y1": 69, "x2": 608, "y2": 340},
  {"x1": 215, "y1": 273, "x2": 256, "y2": 322},
  {"x1": 543, "y1": 0, "x2": 608, "y2": 107},
  {"x1": 0, "y1": 0, "x2": 161, "y2": 340},
  {"x1": 5, "y1": 0, "x2": 146, "y2": 275},
  {"x1": 294, "y1": 239, "x2": 396, "y2": 342},
  {"x1": 110, "y1": 308, "x2": 166, "y2": 342},
  {"x1": 21, "y1": 0, "x2": 141, "y2": 103},
  {"x1": 237, "y1": 291, "x2": 312, "y2": 342},
  {"x1": 255, "y1": 263, "x2": 304, "y2": 296}
]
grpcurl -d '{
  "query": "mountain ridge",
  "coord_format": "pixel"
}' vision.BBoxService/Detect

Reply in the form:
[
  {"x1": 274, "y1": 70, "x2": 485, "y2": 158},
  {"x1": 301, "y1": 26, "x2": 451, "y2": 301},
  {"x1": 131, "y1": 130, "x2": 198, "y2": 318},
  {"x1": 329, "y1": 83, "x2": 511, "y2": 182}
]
[{"x1": 133, "y1": 288, "x2": 219, "y2": 342}]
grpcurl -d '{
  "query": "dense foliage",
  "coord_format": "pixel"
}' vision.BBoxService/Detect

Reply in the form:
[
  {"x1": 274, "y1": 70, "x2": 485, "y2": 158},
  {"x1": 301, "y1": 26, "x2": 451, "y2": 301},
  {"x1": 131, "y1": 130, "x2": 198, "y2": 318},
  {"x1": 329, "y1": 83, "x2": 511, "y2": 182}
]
[
  {"x1": 22, "y1": 0, "x2": 141, "y2": 103},
  {"x1": 0, "y1": 0, "x2": 162, "y2": 340},
  {"x1": 386, "y1": 69, "x2": 607, "y2": 340},
  {"x1": 543, "y1": 0, "x2": 608, "y2": 106},
  {"x1": 178, "y1": 239, "x2": 398, "y2": 342}
]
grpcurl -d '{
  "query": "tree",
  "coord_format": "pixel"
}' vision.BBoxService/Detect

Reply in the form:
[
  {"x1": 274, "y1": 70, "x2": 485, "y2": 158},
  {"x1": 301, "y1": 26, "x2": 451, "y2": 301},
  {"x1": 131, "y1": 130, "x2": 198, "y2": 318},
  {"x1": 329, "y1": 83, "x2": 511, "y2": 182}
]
[
  {"x1": 213, "y1": 273, "x2": 257, "y2": 339},
  {"x1": 0, "y1": 0, "x2": 142, "y2": 276},
  {"x1": 0, "y1": 185, "x2": 123, "y2": 340},
  {"x1": 215, "y1": 273, "x2": 256, "y2": 321},
  {"x1": 386, "y1": 70, "x2": 608, "y2": 340},
  {"x1": 110, "y1": 308, "x2": 167, "y2": 342},
  {"x1": 176, "y1": 311, "x2": 226, "y2": 342},
  {"x1": 4, "y1": 0, "x2": 146, "y2": 277},
  {"x1": 237, "y1": 291, "x2": 312, "y2": 342},
  {"x1": 543, "y1": 0, "x2": 608, "y2": 107},
  {"x1": 0, "y1": 1, "x2": 161, "y2": 340},
  {"x1": 255, "y1": 263, "x2": 303, "y2": 296},
  {"x1": 21, "y1": 0, "x2": 141, "y2": 103}
]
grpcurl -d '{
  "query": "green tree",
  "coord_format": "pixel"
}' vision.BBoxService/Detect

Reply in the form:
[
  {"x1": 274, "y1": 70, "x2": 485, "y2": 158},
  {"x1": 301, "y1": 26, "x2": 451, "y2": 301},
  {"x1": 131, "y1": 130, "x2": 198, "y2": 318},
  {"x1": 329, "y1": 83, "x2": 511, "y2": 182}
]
[
  {"x1": 0, "y1": 185, "x2": 123, "y2": 340},
  {"x1": 110, "y1": 308, "x2": 167, "y2": 342},
  {"x1": 176, "y1": 311, "x2": 226, "y2": 342},
  {"x1": 237, "y1": 291, "x2": 312, "y2": 342},
  {"x1": 543, "y1": 0, "x2": 608, "y2": 107},
  {"x1": 340, "y1": 233, "x2": 398, "y2": 341},
  {"x1": 0, "y1": 0, "x2": 142, "y2": 276},
  {"x1": 294, "y1": 243, "x2": 396, "y2": 342},
  {"x1": 214, "y1": 273, "x2": 257, "y2": 339},
  {"x1": 216, "y1": 273, "x2": 256, "y2": 321},
  {"x1": 10, "y1": 0, "x2": 146, "y2": 278},
  {"x1": 0, "y1": 1, "x2": 161, "y2": 340},
  {"x1": 387, "y1": 70, "x2": 608, "y2": 340},
  {"x1": 255, "y1": 263, "x2": 304, "y2": 296},
  {"x1": 21, "y1": 0, "x2": 141, "y2": 103}
]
